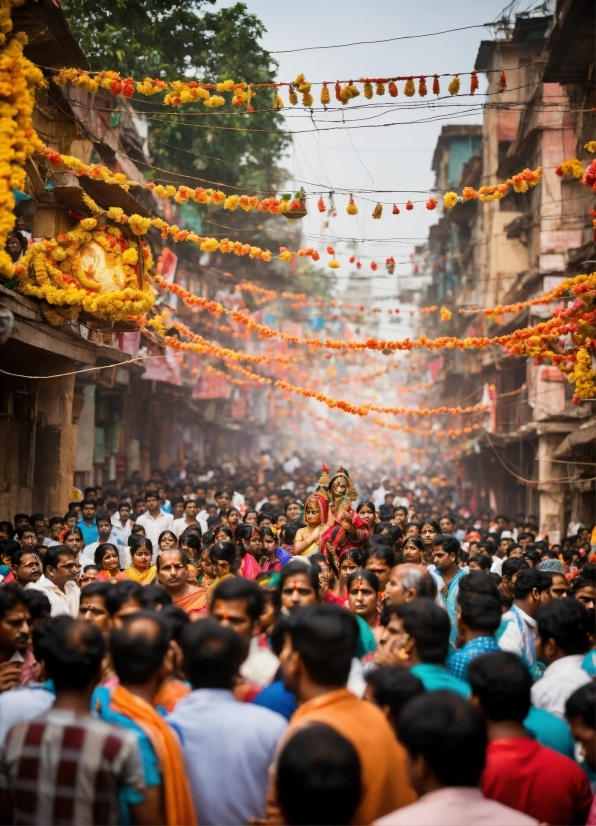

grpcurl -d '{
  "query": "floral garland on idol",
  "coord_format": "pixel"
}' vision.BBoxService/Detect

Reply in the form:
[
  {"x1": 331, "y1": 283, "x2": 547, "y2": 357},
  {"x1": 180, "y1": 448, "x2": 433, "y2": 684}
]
[
  {"x1": 0, "y1": 0, "x2": 44, "y2": 277},
  {"x1": 52, "y1": 68, "x2": 507, "y2": 109},
  {"x1": 14, "y1": 218, "x2": 155, "y2": 325}
]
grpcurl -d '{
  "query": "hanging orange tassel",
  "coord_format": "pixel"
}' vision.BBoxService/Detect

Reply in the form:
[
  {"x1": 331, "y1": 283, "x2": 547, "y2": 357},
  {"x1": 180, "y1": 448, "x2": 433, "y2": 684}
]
[
  {"x1": 392, "y1": 204, "x2": 400, "y2": 215},
  {"x1": 388, "y1": 80, "x2": 398, "y2": 97},
  {"x1": 404, "y1": 78, "x2": 415, "y2": 97},
  {"x1": 370, "y1": 261, "x2": 378, "y2": 271},
  {"x1": 372, "y1": 202, "x2": 383, "y2": 219},
  {"x1": 346, "y1": 194, "x2": 358, "y2": 215},
  {"x1": 419, "y1": 77, "x2": 427, "y2": 97},
  {"x1": 363, "y1": 80, "x2": 373, "y2": 99},
  {"x1": 470, "y1": 71, "x2": 479, "y2": 95},
  {"x1": 406, "y1": 200, "x2": 414, "y2": 211},
  {"x1": 321, "y1": 82, "x2": 330, "y2": 105},
  {"x1": 376, "y1": 82, "x2": 385, "y2": 96},
  {"x1": 426, "y1": 197, "x2": 438, "y2": 210},
  {"x1": 326, "y1": 245, "x2": 335, "y2": 255},
  {"x1": 497, "y1": 69, "x2": 507, "y2": 93},
  {"x1": 356, "y1": 261, "x2": 362, "y2": 269},
  {"x1": 289, "y1": 85, "x2": 298, "y2": 105},
  {"x1": 318, "y1": 196, "x2": 326, "y2": 213},
  {"x1": 349, "y1": 255, "x2": 356, "y2": 263},
  {"x1": 335, "y1": 81, "x2": 341, "y2": 102},
  {"x1": 433, "y1": 75, "x2": 440, "y2": 95}
]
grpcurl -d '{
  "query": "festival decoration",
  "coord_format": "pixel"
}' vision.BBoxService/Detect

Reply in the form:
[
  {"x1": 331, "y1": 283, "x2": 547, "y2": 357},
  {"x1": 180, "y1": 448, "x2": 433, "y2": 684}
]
[
  {"x1": 14, "y1": 219, "x2": 155, "y2": 324},
  {"x1": 0, "y1": 1, "x2": 44, "y2": 276},
  {"x1": 555, "y1": 159, "x2": 585, "y2": 179},
  {"x1": 444, "y1": 167, "x2": 541, "y2": 209},
  {"x1": 52, "y1": 66, "x2": 506, "y2": 109}
]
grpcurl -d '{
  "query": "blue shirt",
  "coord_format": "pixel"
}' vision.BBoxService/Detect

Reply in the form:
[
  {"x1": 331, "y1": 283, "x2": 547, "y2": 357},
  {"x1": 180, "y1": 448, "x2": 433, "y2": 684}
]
[
  {"x1": 275, "y1": 547, "x2": 293, "y2": 566},
  {"x1": 168, "y1": 688, "x2": 287, "y2": 826},
  {"x1": 582, "y1": 649, "x2": 596, "y2": 677},
  {"x1": 446, "y1": 636, "x2": 501, "y2": 682},
  {"x1": 77, "y1": 517, "x2": 99, "y2": 546},
  {"x1": 410, "y1": 663, "x2": 470, "y2": 698},
  {"x1": 524, "y1": 705, "x2": 575, "y2": 758},
  {"x1": 253, "y1": 679, "x2": 297, "y2": 721},
  {"x1": 436, "y1": 567, "x2": 466, "y2": 649}
]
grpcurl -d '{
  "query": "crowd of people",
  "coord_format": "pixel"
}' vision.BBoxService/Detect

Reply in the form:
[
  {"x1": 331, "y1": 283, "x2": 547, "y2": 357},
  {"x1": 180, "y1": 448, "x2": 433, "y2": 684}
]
[{"x1": 0, "y1": 455, "x2": 595, "y2": 825}]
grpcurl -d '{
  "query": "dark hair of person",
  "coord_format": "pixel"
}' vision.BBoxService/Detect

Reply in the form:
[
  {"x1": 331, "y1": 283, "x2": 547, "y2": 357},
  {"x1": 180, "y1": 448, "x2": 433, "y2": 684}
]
[
  {"x1": 398, "y1": 691, "x2": 487, "y2": 787},
  {"x1": 402, "y1": 534, "x2": 425, "y2": 553},
  {"x1": 12, "y1": 513, "x2": 30, "y2": 523},
  {"x1": 181, "y1": 617, "x2": 248, "y2": 689},
  {"x1": 214, "y1": 524, "x2": 235, "y2": 542},
  {"x1": 284, "y1": 500, "x2": 302, "y2": 515},
  {"x1": 469, "y1": 553, "x2": 492, "y2": 572},
  {"x1": 130, "y1": 524, "x2": 146, "y2": 536},
  {"x1": 512, "y1": 568, "x2": 552, "y2": 600},
  {"x1": 0, "y1": 584, "x2": 28, "y2": 619},
  {"x1": 80, "y1": 498, "x2": 96, "y2": 509},
  {"x1": 338, "y1": 548, "x2": 364, "y2": 567},
  {"x1": 279, "y1": 560, "x2": 320, "y2": 595},
  {"x1": 356, "y1": 500, "x2": 376, "y2": 515},
  {"x1": 261, "y1": 526, "x2": 278, "y2": 543},
  {"x1": 10, "y1": 547, "x2": 40, "y2": 567},
  {"x1": 277, "y1": 723, "x2": 361, "y2": 826},
  {"x1": 279, "y1": 522, "x2": 304, "y2": 545},
  {"x1": 396, "y1": 599, "x2": 450, "y2": 665},
  {"x1": 128, "y1": 534, "x2": 154, "y2": 555},
  {"x1": 94, "y1": 543, "x2": 119, "y2": 568},
  {"x1": 158, "y1": 530, "x2": 178, "y2": 547},
  {"x1": 202, "y1": 530, "x2": 216, "y2": 548},
  {"x1": 256, "y1": 511, "x2": 275, "y2": 527},
  {"x1": 43, "y1": 616, "x2": 105, "y2": 691},
  {"x1": 488, "y1": 572, "x2": 503, "y2": 587},
  {"x1": 310, "y1": 552, "x2": 338, "y2": 580},
  {"x1": 517, "y1": 531, "x2": 535, "y2": 542},
  {"x1": 104, "y1": 580, "x2": 145, "y2": 616},
  {"x1": 457, "y1": 570, "x2": 500, "y2": 601},
  {"x1": 458, "y1": 594, "x2": 501, "y2": 634},
  {"x1": 468, "y1": 651, "x2": 531, "y2": 721},
  {"x1": 179, "y1": 530, "x2": 202, "y2": 552},
  {"x1": 110, "y1": 611, "x2": 171, "y2": 684},
  {"x1": 79, "y1": 581, "x2": 111, "y2": 602},
  {"x1": 440, "y1": 514, "x2": 456, "y2": 526},
  {"x1": 501, "y1": 557, "x2": 530, "y2": 579},
  {"x1": 16, "y1": 524, "x2": 36, "y2": 541},
  {"x1": 570, "y1": 576, "x2": 596, "y2": 597},
  {"x1": 565, "y1": 683, "x2": 595, "y2": 729},
  {"x1": 374, "y1": 522, "x2": 403, "y2": 543},
  {"x1": 243, "y1": 509, "x2": 258, "y2": 523},
  {"x1": 420, "y1": 518, "x2": 441, "y2": 535},
  {"x1": 42, "y1": 544, "x2": 75, "y2": 573},
  {"x1": 364, "y1": 667, "x2": 425, "y2": 728},
  {"x1": 209, "y1": 540, "x2": 240, "y2": 574},
  {"x1": 433, "y1": 534, "x2": 460, "y2": 559},
  {"x1": 48, "y1": 516, "x2": 64, "y2": 529},
  {"x1": 160, "y1": 603, "x2": 190, "y2": 642},
  {"x1": 96, "y1": 512, "x2": 111, "y2": 527},
  {"x1": 141, "y1": 585, "x2": 173, "y2": 610},
  {"x1": 347, "y1": 568, "x2": 380, "y2": 594},
  {"x1": 211, "y1": 576, "x2": 264, "y2": 621},
  {"x1": 363, "y1": 542, "x2": 397, "y2": 569},
  {"x1": 403, "y1": 521, "x2": 420, "y2": 534},
  {"x1": 285, "y1": 604, "x2": 357, "y2": 686},
  {"x1": 0, "y1": 539, "x2": 19, "y2": 558},
  {"x1": 536, "y1": 598, "x2": 591, "y2": 655},
  {"x1": 144, "y1": 489, "x2": 159, "y2": 501},
  {"x1": 20, "y1": 588, "x2": 51, "y2": 621},
  {"x1": 62, "y1": 526, "x2": 83, "y2": 542},
  {"x1": 0, "y1": 521, "x2": 14, "y2": 536}
]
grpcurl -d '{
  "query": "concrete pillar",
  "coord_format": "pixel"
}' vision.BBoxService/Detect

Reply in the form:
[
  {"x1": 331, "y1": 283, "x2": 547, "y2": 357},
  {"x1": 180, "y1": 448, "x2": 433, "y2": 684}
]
[
  {"x1": 537, "y1": 432, "x2": 566, "y2": 545},
  {"x1": 33, "y1": 369, "x2": 77, "y2": 516}
]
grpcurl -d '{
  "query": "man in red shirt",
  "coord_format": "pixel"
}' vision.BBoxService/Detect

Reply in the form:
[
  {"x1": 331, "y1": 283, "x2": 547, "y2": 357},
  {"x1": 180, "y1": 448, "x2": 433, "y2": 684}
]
[{"x1": 469, "y1": 651, "x2": 592, "y2": 825}]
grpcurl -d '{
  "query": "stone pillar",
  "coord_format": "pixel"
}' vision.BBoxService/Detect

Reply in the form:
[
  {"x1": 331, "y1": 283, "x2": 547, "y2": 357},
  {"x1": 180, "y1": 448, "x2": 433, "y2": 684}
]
[
  {"x1": 537, "y1": 432, "x2": 566, "y2": 545},
  {"x1": 33, "y1": 364, "x2": 77, "y2": 516}
]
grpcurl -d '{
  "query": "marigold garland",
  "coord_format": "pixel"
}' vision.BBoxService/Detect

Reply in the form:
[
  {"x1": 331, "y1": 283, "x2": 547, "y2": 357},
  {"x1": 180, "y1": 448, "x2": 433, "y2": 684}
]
[
  {"x1": 0, "y1": 3, "x2": 44, "y2": 277},
  {"x1": 14, "y1": 220, "x2": 155, "y2": 322},
  {"x1": 555, "y1": 159, "x2": 585, "y2": 179},
  {"x1": 53, "y1": 67, "x2": 506, "y2": 109}
]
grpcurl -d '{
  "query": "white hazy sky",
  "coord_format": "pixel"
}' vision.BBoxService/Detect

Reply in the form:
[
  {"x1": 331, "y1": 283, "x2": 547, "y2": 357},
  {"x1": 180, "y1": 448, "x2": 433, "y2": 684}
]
[{"x1": 212, "y1": 0, "x2": 515, "y2": 308}]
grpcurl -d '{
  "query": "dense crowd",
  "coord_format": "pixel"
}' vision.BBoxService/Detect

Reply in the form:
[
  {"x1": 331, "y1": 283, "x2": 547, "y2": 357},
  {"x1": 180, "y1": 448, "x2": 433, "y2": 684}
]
[{"x1": 0, "y1": 455, "x2": 595, "y2": 825}]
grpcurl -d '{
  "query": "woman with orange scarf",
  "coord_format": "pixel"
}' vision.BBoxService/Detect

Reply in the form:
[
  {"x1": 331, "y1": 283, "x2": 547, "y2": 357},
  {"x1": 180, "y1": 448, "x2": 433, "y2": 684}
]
[{"x1": 124, "y1": 539, "x2": 157, "y2": 585}]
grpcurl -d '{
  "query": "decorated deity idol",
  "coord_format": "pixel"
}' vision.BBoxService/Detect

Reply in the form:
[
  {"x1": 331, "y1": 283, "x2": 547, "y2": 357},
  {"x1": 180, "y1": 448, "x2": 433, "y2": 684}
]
[
  {"x1": 294, "y1": 493, "x2": 328, "y2": 557},
  {"x1": 318, "y1": 464, "x2": 370, "y2": 568}
]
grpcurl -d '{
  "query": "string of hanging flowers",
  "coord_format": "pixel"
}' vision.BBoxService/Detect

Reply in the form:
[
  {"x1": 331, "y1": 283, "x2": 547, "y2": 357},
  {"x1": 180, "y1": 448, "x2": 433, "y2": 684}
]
[
  {"x1": 0, "y1": 0, "x2": 44, "y2": 277},
  {"x1": 52, "y1": 67, "x2": 504, "y2": 108},
  {"x1": 443, "y1": 167, "x2": 542, "y2": 208}
]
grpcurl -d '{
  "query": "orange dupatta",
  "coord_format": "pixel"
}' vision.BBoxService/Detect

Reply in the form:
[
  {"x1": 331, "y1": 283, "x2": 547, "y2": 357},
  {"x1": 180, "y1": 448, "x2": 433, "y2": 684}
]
[
  {"x1": 110, "y1": 684, "x2": 197, "y2": 826},
  {"x1": 123, "y1": 564, "x2": 157, "y2": 585}
]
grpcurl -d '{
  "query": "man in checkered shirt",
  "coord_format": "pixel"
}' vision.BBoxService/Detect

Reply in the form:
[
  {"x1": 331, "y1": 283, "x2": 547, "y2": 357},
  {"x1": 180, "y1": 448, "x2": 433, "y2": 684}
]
[{"x1": 0, "y1": 617, "x2": 147, "y2": 825}]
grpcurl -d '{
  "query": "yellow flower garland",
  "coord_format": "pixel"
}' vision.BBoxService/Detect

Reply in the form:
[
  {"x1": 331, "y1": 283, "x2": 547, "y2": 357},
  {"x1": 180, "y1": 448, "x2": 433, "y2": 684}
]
[
  {"x1": 14, "y1": 219, "x2": 155, "y2": 323},
  {"x1": 0, "y1": 0, "x2": 44, "y2": 277}
]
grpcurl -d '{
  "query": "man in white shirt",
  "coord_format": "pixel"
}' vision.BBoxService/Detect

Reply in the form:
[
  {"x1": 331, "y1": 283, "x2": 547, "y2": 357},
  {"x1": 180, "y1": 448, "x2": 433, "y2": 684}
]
[
  {"x1": 82, "y1": 513, "x2": 125, "y2": 566},
  {"x1": 134, "y1": 490, "x2": 173, "y2": 561},
  {"x1": 532, "y1": 598, "x2": 592, "y2": 719},
  {"x1": 372, "y1": 479, "x2": 391, "y2": 509},
  {"x1": 111, "y1": 501, "x2": 133, "y2": 544},
  {"x1": 172, "y1": 500, "x2": 202, "y2": 539},
  {"x1": 26, "y1": 545, "x2": 80, "y2": 618}
]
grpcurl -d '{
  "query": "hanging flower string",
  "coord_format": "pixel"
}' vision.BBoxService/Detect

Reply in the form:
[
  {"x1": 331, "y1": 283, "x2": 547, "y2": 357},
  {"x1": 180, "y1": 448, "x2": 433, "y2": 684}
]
[
  {"x1": 52, "y1": 68, "x2": 505, "y2": 108},
  {"x1": 40, "y1": 146, "x2": 540, "y2": 219}
]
